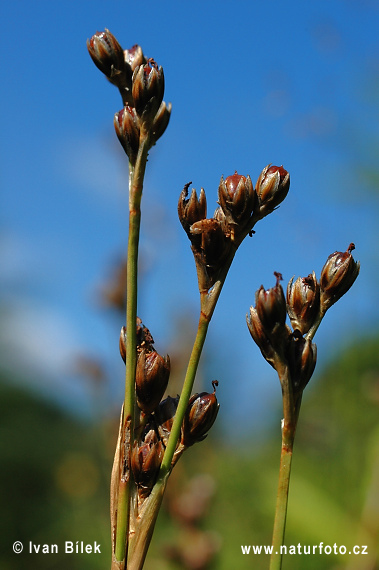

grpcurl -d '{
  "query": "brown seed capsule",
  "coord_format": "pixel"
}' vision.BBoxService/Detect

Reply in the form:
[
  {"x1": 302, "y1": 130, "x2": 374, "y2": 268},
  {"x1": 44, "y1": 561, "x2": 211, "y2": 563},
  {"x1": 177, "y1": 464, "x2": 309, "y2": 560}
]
[
  {"x1": 114, "y1": 106, "x2": 140, "y2": 165},
  {"x1": 256, "y1": 272, "x2": 287, "y2": 336},
  {"x1": 218, "y1": 172, "x2": 255, "y2": 227},
  {"x1": 135, "y1": 349, "x2": 170, "y2": 415},
  {"x1": 87, "y1": 29, "x2": 127, "y2": 78},
  {"x1": 246, "y1": 306, "x2": 277, "y2": 368},
  {"x1": 256, "y1": 164, "x2": 290, "y2": 217},
  {"x1": 155, "y1": 395, "x2": 179, "y2": 446},
  {"x1": 131, "y1": 429, "x2": 164, "y2": 498},
  {"x1": 132, "y1": 59, "x2": 165, "y2": 124},
  {"x1": 287, "y1": 330, "x2": 317, "y2": 393},
  {"x1": 181, "y1": 381, "x2": 220, "y2": 447},
  {"x1": 320, "y1": 243, "x2": 360, "y2": 312},
  {"x1": 178, "y1": 183, "x2": 207, "y2": 236},
  {"x1": 286, "y1": 272, "x2": 320, "y2": 335},
  {"x1": 151, "y1": 101, "x2": 172, "y2": 145}
]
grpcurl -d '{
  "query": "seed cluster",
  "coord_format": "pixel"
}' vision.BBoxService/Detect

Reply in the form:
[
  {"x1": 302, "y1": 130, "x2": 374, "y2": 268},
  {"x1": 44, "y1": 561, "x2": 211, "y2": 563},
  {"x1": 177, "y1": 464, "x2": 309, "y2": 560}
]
[
  {"x1": 87, "y1": 29, "x2": 171, "y2": 164},
  {"x1": 247, "y1": 244, "x2": 360, "y2": 402},
  {"x1": 179, "y1": 167, "x2": 290, "y2": 292},
  {"x1": 119, "y1": 319, "x2": 219, "y2": 501}
]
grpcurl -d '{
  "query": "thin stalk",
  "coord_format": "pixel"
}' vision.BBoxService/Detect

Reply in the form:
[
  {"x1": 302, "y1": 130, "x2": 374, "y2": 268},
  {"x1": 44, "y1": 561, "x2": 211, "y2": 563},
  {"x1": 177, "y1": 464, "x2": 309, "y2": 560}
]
[
  {"x1": 270, "y1": 366, "x2": 301, "y2": 570},
  {"x1": 160, "y1": 310, "x2": 209, "y2": 477},
  {"x1": 114, "y1": 136, "x2": 150, "y2": 565},
  {"x1": 270, "y1": 435, "x2": 294, "y2": 570},
  {"x1": 125, "y1": 277, "x2": 229, "y2": 570},
  {"x1": 305, "y1": 309, "x2": 325, "y2": 341}
]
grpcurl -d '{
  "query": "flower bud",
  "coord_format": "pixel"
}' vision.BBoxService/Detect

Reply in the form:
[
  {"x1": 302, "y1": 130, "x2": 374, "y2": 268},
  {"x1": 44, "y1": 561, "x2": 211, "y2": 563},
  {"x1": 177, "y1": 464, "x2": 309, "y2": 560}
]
[
  {"x1": 286, "y1": 272, "x2": 320, "y2": 335},
  {"x1": 287, "y1": 331, "x2": 317, "y2": 393},
  {"x1": 132, "y1": 59, "x2": 165, "y2": 125},
  {"x1": 255, "y1": 272, "x2": 287, "y2": 337},
  {"x1": 135, "y1": 349, "x2": 170, "y2": 414},
  {"x1": 178, "y1": 183, "x2": 207, "y2": 236},
  {"x1": 181, "y1": 381, "x2": 219, "y2": 447},
  {"x1": 131, "y1": 429, "x2": 164, "y2": 498},
  {"x1": 218, "y1": 172, "x2": 255, "y2": 229},
  {"x1": 155, "y1": 395, "x2": 179, "y2": 446},
  {"x1": 320, "y1": 243, "x2": 360, "y2": 312},
  {"x1": 256, "y1": 164, "x2": 290, "y2": 217},
  {"x1": 87, "y1": 29, "x2": 127, "y2": 78},
  {"x1": 114, "y1": 106, "x2": 140, "y2": 165}
]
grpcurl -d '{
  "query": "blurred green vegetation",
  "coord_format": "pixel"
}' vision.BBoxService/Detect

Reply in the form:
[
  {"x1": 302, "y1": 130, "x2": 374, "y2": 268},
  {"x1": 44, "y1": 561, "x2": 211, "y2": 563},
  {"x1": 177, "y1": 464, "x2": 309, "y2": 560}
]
[{"x1": 1, "y1": 333, "x2": 378, "y2": 569}]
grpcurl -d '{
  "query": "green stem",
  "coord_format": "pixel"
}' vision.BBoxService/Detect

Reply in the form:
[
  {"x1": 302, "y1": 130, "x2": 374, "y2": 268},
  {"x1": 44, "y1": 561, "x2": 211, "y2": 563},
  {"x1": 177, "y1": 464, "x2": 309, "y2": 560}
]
[
  {"x1": 270, "y1": 367, "x2": 301, "y2": 570},
  {"x1": 270, "y1": 435, "x2": 294, "y2": 570},
  {"x1": 114, "y1": 137, "x2": 150, "y2": 565},
  {"x1": 125, "y1": 278, "x2": 228, "y2": 569},
  {"x1": 305, "y1": 308, "x2": 325, "y2": 341},
  {"x1": 160, "y1": 310, "x2": 210, "y2": 477}
]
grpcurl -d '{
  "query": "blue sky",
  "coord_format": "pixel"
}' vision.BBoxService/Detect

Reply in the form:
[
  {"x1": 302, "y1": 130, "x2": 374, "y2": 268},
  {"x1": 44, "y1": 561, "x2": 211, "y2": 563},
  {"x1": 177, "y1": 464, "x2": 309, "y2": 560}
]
[{"x1": 1, "y1": 0, "x2": 378, "y2": 434}]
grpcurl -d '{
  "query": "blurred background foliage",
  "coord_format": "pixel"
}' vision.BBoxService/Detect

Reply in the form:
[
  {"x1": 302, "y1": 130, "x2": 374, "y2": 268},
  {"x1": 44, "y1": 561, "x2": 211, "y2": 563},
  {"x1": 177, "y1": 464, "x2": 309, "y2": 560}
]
[{"x1": 1, "y1": 314, "x2": 378, "y2": 569}]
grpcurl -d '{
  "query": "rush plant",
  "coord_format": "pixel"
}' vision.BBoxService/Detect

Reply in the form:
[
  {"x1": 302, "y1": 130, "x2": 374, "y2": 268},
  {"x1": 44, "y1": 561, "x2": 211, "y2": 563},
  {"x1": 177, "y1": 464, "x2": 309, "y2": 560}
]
[{"x1": 87, "y1": 30, "x2": 360, "y2": 570}]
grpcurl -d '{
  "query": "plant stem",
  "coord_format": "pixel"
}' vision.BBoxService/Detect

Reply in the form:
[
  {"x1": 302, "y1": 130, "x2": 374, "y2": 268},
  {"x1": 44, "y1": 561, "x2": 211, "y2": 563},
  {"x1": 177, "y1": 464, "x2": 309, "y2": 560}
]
[
  {"x1": 160, "y1": 309, "x2": 210, "y2": 477},
  {"x1": 125, "y1": 277, "x2": 229, "y2": 569},
  {"x1": 270, "y1": 366, "x2": 301, "y2": 570},
  {"x1": 114, "y1": 137, "x2": 150, "y2": 565},
  {"x1": 270, "y1": 426, "x2": 294, "y2": 570}
]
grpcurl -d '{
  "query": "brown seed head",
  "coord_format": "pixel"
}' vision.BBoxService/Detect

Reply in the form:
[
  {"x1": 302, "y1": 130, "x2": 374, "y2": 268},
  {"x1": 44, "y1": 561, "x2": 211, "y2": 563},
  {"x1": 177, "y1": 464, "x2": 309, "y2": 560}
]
[
  {"x1": 246, "y1": 306, "x2": 277, "y2": 368},
  {"x1": 181, "y1": 381, "x2": 219, "y2": 447},
  {"x1": 256, "y1": 272, "x2": 287, "y2": 335},
  {"x1": 320, "y1": 243, "x2": 360, "y2": 312},
  {"x1": 178, "y1": 183, "x2": 207, "y2": 236},
  {"x1": 151, "y1": 101, "x2": 172, "y2": 145},
  {"x1": 218, "y1": 172, "x2": 255, "y2": 227},
  {"x1": 135, "y1": 349, "x2": 170, "y2": 415},
  {"x1": 87, "y1": 29, "x2": 127, "y2": 79},
  {"x1": 287, "y1": 331, "x2": 317, "y2": 393},
  {"x1": 255, "y1": 164, "x2": 290, "y2": 217},
  {"x1": 131, "y1": 429, "x2": 164, "y2": 498},
  {"x1": 114, "y1": 106, "x2": 140, "y2": 165},
  {"x1": 286, "y1": 271, "x2": 320, "y2": 335},
  {"x1": 132, "y1": 59, "x2": 165, "y2": 123}
]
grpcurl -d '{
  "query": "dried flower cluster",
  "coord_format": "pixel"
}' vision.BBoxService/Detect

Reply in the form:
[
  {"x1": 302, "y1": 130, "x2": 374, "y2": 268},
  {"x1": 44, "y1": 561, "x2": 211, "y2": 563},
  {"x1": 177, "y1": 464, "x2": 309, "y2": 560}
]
[
  {"x1": 247, "y1": 244, "x2": 360, "y2": 403},
  {"x1": 178, "y1": 167, "x2": 290, "y2": 292},
  {"x1": 119, "y1": 319, "x2": 219, "y2": 503},
  {"x1": 87, "y1": 29, "x2": 171, "y2": 164}
]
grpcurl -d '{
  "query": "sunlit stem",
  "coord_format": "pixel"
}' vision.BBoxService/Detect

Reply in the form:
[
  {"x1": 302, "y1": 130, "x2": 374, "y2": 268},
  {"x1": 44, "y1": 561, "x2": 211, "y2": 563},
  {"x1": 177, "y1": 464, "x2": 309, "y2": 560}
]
[
  {"x1": 270, "y1": 365, "x2": 301, "y2": 570},
  {"x1": 125, "y1": 270, "x2": 232, "y2": 569},
  {"x1": 114, "y1": 136, "x2": 150, "y2": 565}
]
